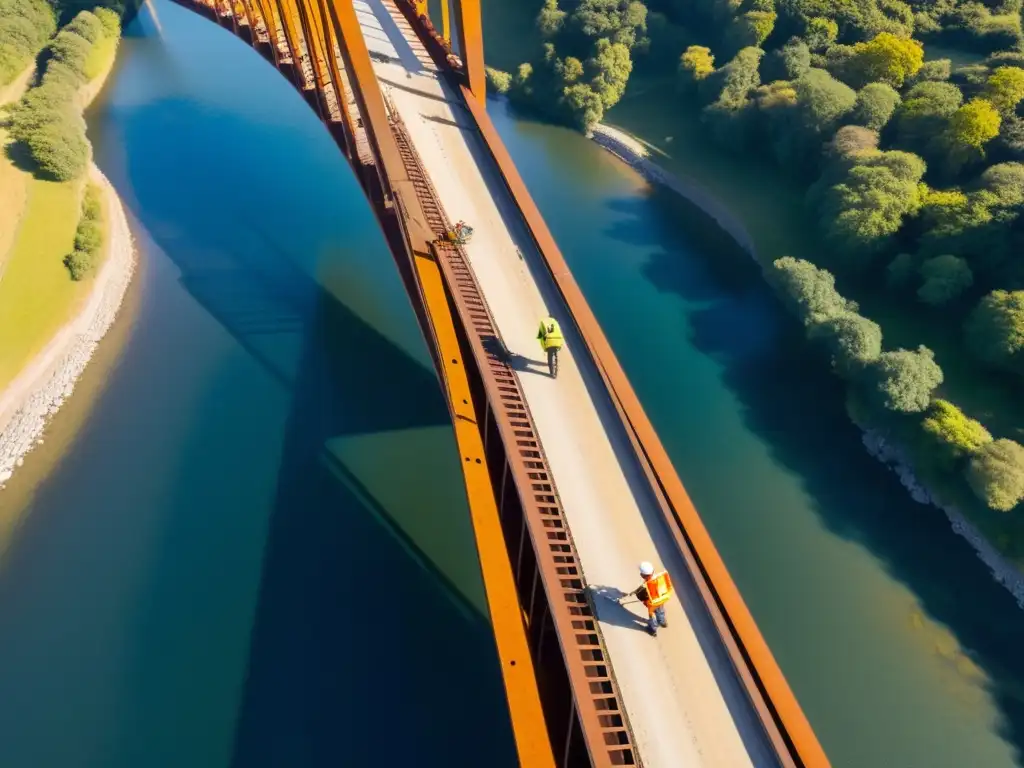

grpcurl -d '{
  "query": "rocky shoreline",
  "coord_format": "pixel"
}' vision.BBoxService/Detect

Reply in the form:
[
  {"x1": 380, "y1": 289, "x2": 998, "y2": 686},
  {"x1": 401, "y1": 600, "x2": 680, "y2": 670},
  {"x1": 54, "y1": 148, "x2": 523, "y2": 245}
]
[
  {"x1": 589, "y1": 120, "x2": 1024, "y2": 606},
  {"x1": 0, "y1": 166, "x2": 136, "y2": 487}
]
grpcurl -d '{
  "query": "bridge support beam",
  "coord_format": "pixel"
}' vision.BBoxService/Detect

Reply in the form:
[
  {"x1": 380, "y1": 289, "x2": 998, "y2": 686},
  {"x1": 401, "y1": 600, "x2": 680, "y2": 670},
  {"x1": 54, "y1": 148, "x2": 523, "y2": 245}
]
[{"x1": 453, "y1": 0, "x2": 484, "y2": 104}]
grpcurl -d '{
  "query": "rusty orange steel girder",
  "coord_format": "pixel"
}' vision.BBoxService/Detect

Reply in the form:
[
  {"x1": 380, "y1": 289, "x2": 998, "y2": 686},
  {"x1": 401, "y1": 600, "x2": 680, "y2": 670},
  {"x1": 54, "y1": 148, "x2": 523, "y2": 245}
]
[{"x1": 166, "y1": 0, "x2": 830, "y2": 764}]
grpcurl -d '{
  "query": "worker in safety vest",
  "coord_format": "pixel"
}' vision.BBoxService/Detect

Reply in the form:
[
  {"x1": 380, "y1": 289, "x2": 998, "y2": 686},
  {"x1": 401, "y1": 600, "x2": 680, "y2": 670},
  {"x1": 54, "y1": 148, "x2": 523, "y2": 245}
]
[
  {"x1": 537, "y1": 316, "x2": 564, "y2": 372},
  {"x1": 624, "y1": 561, "x2": 674, "y2": 637}
]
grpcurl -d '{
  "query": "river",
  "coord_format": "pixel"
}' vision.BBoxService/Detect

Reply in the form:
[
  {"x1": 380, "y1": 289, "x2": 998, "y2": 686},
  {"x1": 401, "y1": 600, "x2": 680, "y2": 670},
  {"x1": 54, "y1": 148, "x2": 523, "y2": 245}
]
[{"x1": 0, "y1": 1, "x2": 1021, "y2": 766}]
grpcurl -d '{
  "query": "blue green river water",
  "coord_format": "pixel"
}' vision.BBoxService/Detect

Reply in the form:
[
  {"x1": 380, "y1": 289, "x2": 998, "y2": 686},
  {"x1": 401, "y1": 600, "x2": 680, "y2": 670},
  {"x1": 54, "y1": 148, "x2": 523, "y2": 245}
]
[{"x1": 0, "y1": 1, "x2": 1023, "y2": 765}]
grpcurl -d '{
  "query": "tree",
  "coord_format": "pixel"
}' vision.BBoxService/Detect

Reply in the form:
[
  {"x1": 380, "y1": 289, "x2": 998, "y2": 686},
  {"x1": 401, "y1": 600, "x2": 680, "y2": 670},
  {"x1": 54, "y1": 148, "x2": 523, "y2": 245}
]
[
  {"x1": 945, "y1": 98, "x2": 1001, "y2": 153},
  {"x1": 562, "y1": 83, "x2": 604, "y2": 129},
  {"x1": 862, "y1": 345, "x2": 943, "y2": 413},
  {"x1": 914, "y1": 59, "x2": 951, "y2": 83},
  {"x1": 763, "y1": 37, "x2": 809, "y2": 81},
  {"x1": 587, "y1": 39, "x2": 632, "y2": 108},
  {"x1": 965, "y1": 289, "x2": 1024, "y2": 374},
  {"x1": 679, "y1": 45, "x2": 714, "y2": 86},
  {"x1": 852, "y1": 82, "x2": 900, "y2": 130},
  {"x1": 917, "y1": 254, "x2": 973, "y2": 305},
  {"x1": 537, "y1": 0, "x2": 566, "y2": 36},
  {"x1": 771, "y1": 256, "x2": 857, "y2": 324},
  {"x1": 937, "y1": 98, "x2": 1001, "y2": 173},
  {"x1": 705, "y1": 46, "x2": 763, "y2": 106},
  {"x1": 825, "y1": 125, "x2": 879, "y2": 160},
  {"x1": 816, "y1": 150, "x2": 925, "y2": 264},
  {"x1": 793, "y1": 69, "x2": 857, "y2": 135},
  {"x1": 844, "y1": 32, "x2": 924, "y2": 88},
  {"x1": 486, "y1": 67, "x2": 511, "y2": 94},
  {"x1": 64, "y1": 9, "x2": 103, "y2": 43},
  {"x1": 966, "y1": 439, "x2": 1024, "y2": 511},
  {"x1": 922, "y1": 399, "x2": 992, "y2": 467},
  {"x1": 978, "y1": 162, "x2": 1024, "y2": 206},
  {"x1": 731, "y1": 9, "x2": 776, "y2": 47},
  {"x1": 894, "y1": 81, "x2": 963, "y2": 152},
  {"x1": 982, "y1": 66, "x2": 1024, "y2": 113},
  {"x1": 808, "y1": 310, "x2": 882, "y2": 375},
  {"x1": 804, "y1": 16, "x2": 837, "y2": 50},
  {"x1": 47, "y1": 31, "x2": 91, "y2": 80}
]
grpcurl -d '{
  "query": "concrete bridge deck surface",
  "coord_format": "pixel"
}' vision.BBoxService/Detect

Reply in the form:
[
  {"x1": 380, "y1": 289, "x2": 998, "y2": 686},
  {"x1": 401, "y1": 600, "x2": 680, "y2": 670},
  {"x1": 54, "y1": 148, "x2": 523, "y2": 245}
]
[{"x1": 355, "y1": 2, "x2": 780, "y2": 765}]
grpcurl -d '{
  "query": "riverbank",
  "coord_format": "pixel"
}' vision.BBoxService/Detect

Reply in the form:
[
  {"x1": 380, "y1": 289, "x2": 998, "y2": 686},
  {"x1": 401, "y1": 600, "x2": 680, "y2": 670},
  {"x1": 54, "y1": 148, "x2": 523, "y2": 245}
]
[
  {"x1": 0, "y1": 164, "x2": 136, "y2": 486},
  {"x1": 0, "y1": 27, "x2": 136, "y2": 487},
  {"x1": 588, "y1": 120, "x2": 1024, "y2": 603}
]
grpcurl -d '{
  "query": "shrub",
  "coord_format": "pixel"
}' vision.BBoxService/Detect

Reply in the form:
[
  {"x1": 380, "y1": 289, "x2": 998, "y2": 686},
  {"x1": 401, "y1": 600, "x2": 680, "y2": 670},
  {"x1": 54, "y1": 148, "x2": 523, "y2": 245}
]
[
  {"x1": 486, "y1": 67, "x2": 511, "y2": 94},
  {"x1": 851, "y1": 82, "x2": 900, "y2": 130},
  {"x1": 808, "y1": 310, "x2": 882, "y2": 375},
  {"x1": 966, "y1": 438, "x2": 1024, "y2": 511},
  {"x1": 64, "y1": 10, "x2": 104, "y2": 43},
  {"x1": 921, "y1": 399, "x2": 992, "y2": 467},
  {"x1": 65, "y1": 183, "x2": 103, "y2": 280},
  {"x1": 965, "y1": 289, "x2": 1024, "y2": 375},
  {"x1": 861, "y1": 345, "x2": 943, "y2": 413},
  {"x1": 917, "y1": 254, "x2": 973, "y2": 305},
  {"x1": 771, "y1": 256, "x2": 857, "y2": 324},
  {"x1": 48, "y1": 31, "x2": 93, "y2": 80}
]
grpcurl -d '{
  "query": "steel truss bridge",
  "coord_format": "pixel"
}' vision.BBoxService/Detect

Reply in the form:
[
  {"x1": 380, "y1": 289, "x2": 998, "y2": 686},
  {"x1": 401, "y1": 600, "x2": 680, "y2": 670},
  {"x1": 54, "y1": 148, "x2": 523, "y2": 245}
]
[{"x1": 163, "y1": 0, "x2": 832, "y2": 764}]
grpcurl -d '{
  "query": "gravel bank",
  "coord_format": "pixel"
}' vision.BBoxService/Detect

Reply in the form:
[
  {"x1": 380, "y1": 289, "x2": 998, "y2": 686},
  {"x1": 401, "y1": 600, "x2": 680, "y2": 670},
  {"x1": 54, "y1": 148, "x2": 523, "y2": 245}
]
[
  {"x1": 0, "y1": 165, "x2": 136, "y2": 487},
  {"x1": 589, "y1": 120, "x2": 1024, "y2": 602}
]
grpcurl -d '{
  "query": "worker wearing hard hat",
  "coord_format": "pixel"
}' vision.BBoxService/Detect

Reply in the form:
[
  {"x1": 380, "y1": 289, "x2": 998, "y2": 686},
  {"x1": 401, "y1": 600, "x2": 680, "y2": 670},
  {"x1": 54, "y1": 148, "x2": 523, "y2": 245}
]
[{"x1": 623, "y1": 561, "x2": 675, "y2": 637}]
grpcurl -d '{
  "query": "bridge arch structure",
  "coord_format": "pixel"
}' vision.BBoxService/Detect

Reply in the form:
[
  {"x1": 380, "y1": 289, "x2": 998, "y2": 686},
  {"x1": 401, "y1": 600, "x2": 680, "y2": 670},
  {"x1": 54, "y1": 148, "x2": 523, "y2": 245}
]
[{"x1": 156, "y1": 0, "x2": 833, "y2": 765}]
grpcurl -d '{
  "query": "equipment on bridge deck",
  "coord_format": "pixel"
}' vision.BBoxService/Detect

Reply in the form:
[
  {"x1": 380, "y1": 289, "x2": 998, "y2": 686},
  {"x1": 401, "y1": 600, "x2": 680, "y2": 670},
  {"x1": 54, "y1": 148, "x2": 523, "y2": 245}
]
[{"x1": 440, "y1": 220, "x2": 473, "y2": 245}]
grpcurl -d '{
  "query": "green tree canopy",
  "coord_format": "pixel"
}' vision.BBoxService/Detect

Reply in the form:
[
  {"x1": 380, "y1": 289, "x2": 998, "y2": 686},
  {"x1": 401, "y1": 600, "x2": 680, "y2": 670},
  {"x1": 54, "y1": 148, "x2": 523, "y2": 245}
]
[
  {"x1": 537, "y1": 0, "x2": 566, "y2": 36},
  {"x1": 921, "y1": 399, "x2": 992, "y2": 466},
  {"x1": 808, "y1": 310, "x2": 883, "y2": 374},
  {"x1": 941, "y1": 98, "x2": 1001, "y2": 169},
  {"x1": 826, "y1": 125, "x2": 880, "y2": 160},
  {"x1": 965, "y1": 289, "x2": 1024, "y2": 374},
  {"x1": 816, "y1": 150, "x2": 925, "y2": 264},
  {"x1": 977, "y1": 161, "x2": 1024, "y2": 205},
  {"x1": 917, "y1": 254, "x2": 974, "y2": 305},
  {"x1": 966, "y1": 438, "x2": 1024, "y2": 511},
  {"x1": 679, "y1": 45, "x2": 715, "y2": 86},
  {"x1": 486, "y1": 67, "x2": 511, "y2": 94},
  {"x1": 894, "y1": 81, "x2": 963, "y2": 152},
  {"x1": 851, "y1": 82, "x2": 901, "y2": 130},
  {"x1": 764, "y1": 37, "x2": 810, "y2": 81},
  {"x1": 981, "y1": 66, "x2": 1024, "y2": 113},
  {"x1": 843, "y1": 32, "x2": 924, "y2": 88},
  {"x1": 587, "y1": 38, "x2": 632, "y2": 108},
  {"x1": 771, "y1": 256, "x2": 857, "y2": 323},
  {"x1": 862, "y1": 345, "x2": 943, "y2": 413}
]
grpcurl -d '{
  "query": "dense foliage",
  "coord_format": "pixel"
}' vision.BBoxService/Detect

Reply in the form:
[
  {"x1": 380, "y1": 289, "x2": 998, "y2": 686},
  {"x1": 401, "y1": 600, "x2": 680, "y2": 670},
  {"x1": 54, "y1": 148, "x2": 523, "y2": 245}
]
[
  {"x1": 7, "y1": 8, "x2": 120, "y2": 181},
  {"x1": 0, "y1": 0, "x2": 56, "y2": 86},
  {"x1": 64, "y1": 181, "x2": 102, "y2": 279}
]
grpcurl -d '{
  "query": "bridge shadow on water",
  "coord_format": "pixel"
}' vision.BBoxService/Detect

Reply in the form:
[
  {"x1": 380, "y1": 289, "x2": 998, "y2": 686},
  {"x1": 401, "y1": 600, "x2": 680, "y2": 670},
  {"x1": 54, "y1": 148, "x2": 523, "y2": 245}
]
[
  {"x1": 603, "y1": 184, "x2": 1024, "y2": 763},
  {"x1": 89, "y1": 96, "x2": 518, "y2": 762}
]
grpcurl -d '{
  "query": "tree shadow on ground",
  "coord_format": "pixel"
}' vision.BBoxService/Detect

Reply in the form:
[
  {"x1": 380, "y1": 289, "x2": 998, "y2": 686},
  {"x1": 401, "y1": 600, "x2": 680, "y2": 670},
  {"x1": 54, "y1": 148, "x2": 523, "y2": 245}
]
[{"x1": 607, "y1": 182, "x2": 1024, "y2": 763}]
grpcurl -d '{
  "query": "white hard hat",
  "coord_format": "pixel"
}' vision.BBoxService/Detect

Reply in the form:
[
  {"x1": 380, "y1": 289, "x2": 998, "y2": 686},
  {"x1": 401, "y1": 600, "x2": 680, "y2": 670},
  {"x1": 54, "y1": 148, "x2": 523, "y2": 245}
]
[{"x1": 639, "y1": 561, "x2": 655, "y2": 577}]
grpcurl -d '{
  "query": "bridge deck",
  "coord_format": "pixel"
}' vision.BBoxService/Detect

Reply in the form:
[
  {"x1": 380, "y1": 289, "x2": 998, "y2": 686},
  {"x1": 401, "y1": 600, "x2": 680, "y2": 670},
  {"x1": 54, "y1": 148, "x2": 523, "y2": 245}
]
[{"x1": 354, "y1": 1, "x2": 780, "y2": 765}]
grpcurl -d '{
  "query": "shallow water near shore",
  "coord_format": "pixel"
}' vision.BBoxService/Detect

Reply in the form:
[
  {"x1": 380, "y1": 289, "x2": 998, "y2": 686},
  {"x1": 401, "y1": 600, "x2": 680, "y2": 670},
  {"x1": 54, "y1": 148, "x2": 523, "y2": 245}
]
[{"x1": 0, "y1": 1, "x2": 1022, "y2": 766}]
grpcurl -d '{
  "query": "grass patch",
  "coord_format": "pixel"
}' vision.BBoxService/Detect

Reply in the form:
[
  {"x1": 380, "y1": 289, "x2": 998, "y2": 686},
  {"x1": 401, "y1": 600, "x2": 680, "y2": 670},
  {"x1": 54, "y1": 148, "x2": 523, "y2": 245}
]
[{"x1": 0, "y1": 176, "x2": 89, "y2": 391}]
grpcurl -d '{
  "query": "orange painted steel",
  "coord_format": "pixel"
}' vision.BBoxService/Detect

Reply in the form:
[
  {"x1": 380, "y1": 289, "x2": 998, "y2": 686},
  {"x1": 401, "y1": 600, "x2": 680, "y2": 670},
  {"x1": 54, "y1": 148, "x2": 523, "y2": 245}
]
[
  {"x1": 452, "y1": 0, "x2": 484, "y2": 102},
  {"x1": 396, "y1": 206, "x2": 557, "y2": 768},
  {"x1": 456, "y1": 87, "x2": 831, "y2": 768}
]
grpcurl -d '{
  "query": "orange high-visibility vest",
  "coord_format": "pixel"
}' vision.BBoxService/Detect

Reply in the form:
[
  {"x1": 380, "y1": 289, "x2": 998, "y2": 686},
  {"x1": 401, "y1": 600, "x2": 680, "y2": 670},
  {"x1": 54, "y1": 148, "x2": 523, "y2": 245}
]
[{"x1": 644, "y1": 571, "x2": 674, "y2": 608}]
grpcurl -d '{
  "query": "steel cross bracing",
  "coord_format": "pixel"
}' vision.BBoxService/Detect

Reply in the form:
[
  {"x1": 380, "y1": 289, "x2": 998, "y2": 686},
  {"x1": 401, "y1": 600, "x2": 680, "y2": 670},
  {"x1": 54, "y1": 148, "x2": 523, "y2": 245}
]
[{"x1": 166, "y1": 0, "x2": 832, "y2": 766}]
